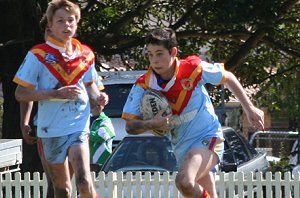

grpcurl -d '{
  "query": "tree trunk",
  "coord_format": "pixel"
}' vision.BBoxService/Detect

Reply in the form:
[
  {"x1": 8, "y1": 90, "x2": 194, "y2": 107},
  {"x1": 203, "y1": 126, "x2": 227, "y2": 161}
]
[{"x1": 0, "y1": 0, "x2": 43, "y2": 138}]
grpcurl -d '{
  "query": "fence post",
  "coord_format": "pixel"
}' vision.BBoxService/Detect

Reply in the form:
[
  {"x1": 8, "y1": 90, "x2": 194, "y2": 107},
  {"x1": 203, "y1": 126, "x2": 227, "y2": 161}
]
[
  {"x1": 293, "y1": 172, "x2": 300, "y2": 197},
  {"x1": 144, "y1": 171, "x2": 151, "y2": 198},
  {"x1": 153, "y1": 172, "x2": 161, "y2": 198},
  {"x1": 97, "y1": 171, "x2": 106, "y2": 198},
  {"x1": 125, "y1": 172, "x2": 133, "y2": 198},
  {"x1": 14, "y1": 172, "x2": 22, "y2": 198},
  {"x1": 274, "y1": 172, "x2": 282, "y2": 197},
  {"x1": 237, "y1": 172, "x2": 245, "y2": 197},
  {"x1": 23, "y1": 172, "x2": 31, "y2": 198},
  {"x1": 162, "y1": 172, "x2": 171, "y2": 198},
  {"x1": 1, "y1": 170, "x2": 300, "y2": 197},
  {"x1": 246, "y1": 172, "x2": 254, "y2": 198},
  {"x1": 284, "y1": 172, "x2": 292, "y2": 198},
  {"x1": 135, "y1": 172, "x2": 142, "y2": 198},
  {"x1": 265, "y1": 172, "x2": 272, "y2": 198}
]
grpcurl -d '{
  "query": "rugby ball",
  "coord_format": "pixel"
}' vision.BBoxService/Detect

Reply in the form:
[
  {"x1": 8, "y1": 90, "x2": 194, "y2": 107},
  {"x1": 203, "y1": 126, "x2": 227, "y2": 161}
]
[{"x1": 140, "y1": 89, "x2": 172, "y2": 136}]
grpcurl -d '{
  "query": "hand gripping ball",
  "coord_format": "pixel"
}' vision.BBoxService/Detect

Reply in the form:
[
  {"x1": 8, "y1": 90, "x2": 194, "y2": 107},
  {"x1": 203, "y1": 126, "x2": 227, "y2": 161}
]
[{"x1": 140, "y1": 89, "x2": 172, "y2": 136}]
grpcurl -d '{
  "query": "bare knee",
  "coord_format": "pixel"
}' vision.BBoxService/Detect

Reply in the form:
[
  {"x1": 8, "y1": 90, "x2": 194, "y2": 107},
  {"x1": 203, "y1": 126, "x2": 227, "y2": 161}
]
[
  {"x1": 51, "y1": 177, "x2": 72, "y2": 198},
  {"x1": 76, "y1": 174, "x2": 94, "y2": 194},
  {"x1": 175, "y1": 172, "x2": 196, "y2": 196},
  {"x1": 53, "y1": 186, "x2": 72, "y2": 198}
]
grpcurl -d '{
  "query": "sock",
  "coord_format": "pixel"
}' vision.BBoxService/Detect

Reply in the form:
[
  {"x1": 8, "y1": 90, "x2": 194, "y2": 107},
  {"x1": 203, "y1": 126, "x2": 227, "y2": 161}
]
[{"x1": 201, "y1": 189, "x2": 211, "y2": 198}]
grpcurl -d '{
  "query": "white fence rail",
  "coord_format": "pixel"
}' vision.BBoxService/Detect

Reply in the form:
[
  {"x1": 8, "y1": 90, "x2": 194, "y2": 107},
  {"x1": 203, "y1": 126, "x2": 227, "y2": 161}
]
[{"x1": 1, "y1": 171, "x2": 300, "y2": 198}]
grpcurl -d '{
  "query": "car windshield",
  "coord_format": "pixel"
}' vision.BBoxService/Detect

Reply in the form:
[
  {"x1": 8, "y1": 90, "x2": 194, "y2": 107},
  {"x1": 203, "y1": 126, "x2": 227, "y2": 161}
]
[
  {"x1": 103, "y1": 84, "x2": 132, "y2": 117},
  {"x1": 102, "y1": 136, "x2": 179, "y2": 172}
]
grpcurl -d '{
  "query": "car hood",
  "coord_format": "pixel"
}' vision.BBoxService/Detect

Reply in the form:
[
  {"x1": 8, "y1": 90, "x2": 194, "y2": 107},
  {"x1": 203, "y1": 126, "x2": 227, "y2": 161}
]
[
  {"x1": 116, "y1": 165, "x2": 169, "y2": 172},
  {"x1": 237, "y1": 152, "x2": 271, "y2": 173}
]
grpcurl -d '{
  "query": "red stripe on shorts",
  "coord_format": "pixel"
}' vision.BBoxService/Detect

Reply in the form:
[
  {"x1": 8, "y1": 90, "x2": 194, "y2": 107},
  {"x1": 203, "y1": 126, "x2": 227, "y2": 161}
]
[
  {"x1": 37, "y1": 138, "x2": 46, "y2": 160},
  {"x1": 202, "y1": 189, "x2": 211, "y2": 198},
  {"x1": 208, "y1": 137, "x2": 217, "y2": 151}
]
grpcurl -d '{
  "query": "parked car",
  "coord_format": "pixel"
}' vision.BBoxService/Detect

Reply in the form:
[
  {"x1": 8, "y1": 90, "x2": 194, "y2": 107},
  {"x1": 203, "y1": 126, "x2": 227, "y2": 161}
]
[
  {"x1": 99, "y1": 70, "x2": 146, "y2": 149},
  {"x1": 101, "y1": 133, "x2": 178, "y2": 173},
  {"x1": 221, "y1": 127, "x2": 271, "y2": 173},
  {"x1": 100, "y1": 127, "x2": 271, "y2": 174},
  {"x1": 96, "y1": 71, "x2": 271, "y2": 197},
  {"x1": 289, "y1": 140, "x2": 300, "y2": 169},
  {"x1": 99, "y1": 71, "x2": 271, "y2": 172}
]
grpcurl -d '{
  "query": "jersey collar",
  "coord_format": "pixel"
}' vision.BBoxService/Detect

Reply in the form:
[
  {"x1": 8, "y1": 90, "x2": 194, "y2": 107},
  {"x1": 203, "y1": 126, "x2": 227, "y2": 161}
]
[
  {"x1": 46, "y1": 36, "x2": 83, "y2": 59},
  {"x1": 148, "y1": 57, "x2": 180, "y2": 91}
]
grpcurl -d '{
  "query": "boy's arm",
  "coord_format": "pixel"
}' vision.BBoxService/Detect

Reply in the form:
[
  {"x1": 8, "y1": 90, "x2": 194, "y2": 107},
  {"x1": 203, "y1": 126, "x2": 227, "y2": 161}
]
[
  {"x1": 223, "y1": 71, "x2": 265, "y2": 131},
  {"x1": 125, "y1": 110, "x2": 172, "y2": 134},
  {"x1": 85, "y1": 82, "x2": 108, "y2": 110},
  {"x1": 15, "y1": 84, "x2": 81, "y2": 102},
  {"x1": 20, "y1": 101, "x2": 33, "y2": 127},
  {"x1": 126, "y1": 119, "x2": 156, "y2": 135},
  {"x1": 20, "y1": 101, "x2": 37, "y2": 144}
]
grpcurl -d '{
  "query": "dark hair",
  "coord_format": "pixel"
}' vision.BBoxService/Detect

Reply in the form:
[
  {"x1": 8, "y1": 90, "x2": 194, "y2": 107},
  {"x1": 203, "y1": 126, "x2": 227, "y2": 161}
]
[
  {"x1": 39, "y1": 15, "x2": 48, "y2": 32},
  {"x1": 145, "y1": 28, "x2": 178, "y2": 52}
]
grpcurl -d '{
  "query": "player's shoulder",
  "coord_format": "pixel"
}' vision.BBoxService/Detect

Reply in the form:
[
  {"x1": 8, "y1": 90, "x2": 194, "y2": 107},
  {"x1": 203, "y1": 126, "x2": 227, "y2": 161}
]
[
  {"x1": 135, "y1": 72, "x2": 147, "y2": 83},
  {"x1": 30, "y1": 43, "x2": 47, "y2": 51},
  {"x1": 135, "y1": 72, "x2": 150, "y2": 90},
  {"x1": 180, "y1": 55, "x2": 202, "y2": 67},
  {"x1": 81, "y1": 43, "x2": 93, "y2": 51},
  {"x1": 181, "y1": 55, "x2": 201, "y2": 62}
]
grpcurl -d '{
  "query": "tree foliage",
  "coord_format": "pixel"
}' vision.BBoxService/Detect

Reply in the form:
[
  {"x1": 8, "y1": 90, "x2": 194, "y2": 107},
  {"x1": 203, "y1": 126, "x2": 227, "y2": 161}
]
[
  {"x1": 75, "y1": 0, "x2": 300, "y2": 128},
  {"x1": 0, "y1": 0, "x2": 299, "y2": 134}
]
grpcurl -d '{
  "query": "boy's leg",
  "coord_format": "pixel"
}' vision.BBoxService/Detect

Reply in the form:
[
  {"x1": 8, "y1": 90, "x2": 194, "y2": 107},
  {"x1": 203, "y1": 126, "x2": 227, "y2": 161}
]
[
  {"x1": 47, "y1": 160, "x2": 73, "y2": 198},
  {"x1": 38, "y1": 134, "x2": 82, "y2": 198},
  {"x1": 175, "y1": 148, "x2": 218, "y2": 198},
  {"x1": 197, "y1": 172, "x2": 218, "y2": 198},
  {"x1": 69, "y1": 143, "x2": 97, "y2": 198},
  {"x1": 37, "y1": 139, "x2": 55, "y2": 198}
]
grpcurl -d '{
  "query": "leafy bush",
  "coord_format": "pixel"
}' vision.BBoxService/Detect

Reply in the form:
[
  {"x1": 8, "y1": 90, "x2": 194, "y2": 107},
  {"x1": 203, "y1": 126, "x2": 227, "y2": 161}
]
[{"x1": 271, "y1": 142, "x2": 293, "y2": 175}]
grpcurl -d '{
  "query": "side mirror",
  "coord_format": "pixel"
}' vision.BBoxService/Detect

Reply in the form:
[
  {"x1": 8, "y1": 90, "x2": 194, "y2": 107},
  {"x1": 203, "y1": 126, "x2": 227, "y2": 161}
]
[
  {"x1": 90, "y1": 163, "x2": 102, "y2": 173},
  {"x1": 220, "y1": 162, "x2": 237, "y2": 172}
]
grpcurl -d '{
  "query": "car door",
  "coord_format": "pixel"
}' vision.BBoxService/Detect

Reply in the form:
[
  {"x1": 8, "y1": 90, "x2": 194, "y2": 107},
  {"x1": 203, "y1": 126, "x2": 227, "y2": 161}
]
[{"x1": 222, "y1": 127, "x2": 270, "y2": 173}]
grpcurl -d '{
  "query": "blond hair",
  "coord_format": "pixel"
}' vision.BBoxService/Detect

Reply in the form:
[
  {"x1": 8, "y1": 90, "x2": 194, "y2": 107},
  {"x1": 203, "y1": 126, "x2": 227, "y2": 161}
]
[{"x1": 46, "y1": 0, "x2": 81, "y2": 24}]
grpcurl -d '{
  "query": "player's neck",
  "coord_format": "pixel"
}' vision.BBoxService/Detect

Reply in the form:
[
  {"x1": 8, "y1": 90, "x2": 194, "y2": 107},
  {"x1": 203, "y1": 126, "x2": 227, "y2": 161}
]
[
  {"x1": 65, "y1": 41, "x2": 74, "y2": 56},
  {"x1": 160, "y1": 63, "x2": 176, "y2": 80}
]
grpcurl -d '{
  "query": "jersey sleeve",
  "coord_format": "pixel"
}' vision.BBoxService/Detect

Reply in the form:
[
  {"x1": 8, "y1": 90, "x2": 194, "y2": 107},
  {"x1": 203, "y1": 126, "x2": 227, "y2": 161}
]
[
  {"x1": 200, "y1": 61, "x2": 226, "y2": 85},
  {"x1": 121, "y1": 84, "x2": 145, "y2": 120},
  {"x1": 82, "y1": 62, "x2": 98, "y2": 84},
  {"x1": 13, "y1": 52, "x2": 40, "y2": 89},
  {"x1": 95, "y1": 75, "x2": 105, "y2": 91}
]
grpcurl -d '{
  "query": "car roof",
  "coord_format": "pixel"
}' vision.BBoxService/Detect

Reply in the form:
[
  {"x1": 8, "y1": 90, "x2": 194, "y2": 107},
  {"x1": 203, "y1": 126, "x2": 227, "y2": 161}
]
[
  {"x1": 98, "y1": 70, "x2": 147, "y2": 85},
  {"x1": 123, "y1": 131, "x2": 156, "y2": 138},
  {"x1": 122, "y1": 127, "x2": 237, "y2": 139},
  {"x1": 221, "y1": 126, "x2": 234, "y2": 133}
]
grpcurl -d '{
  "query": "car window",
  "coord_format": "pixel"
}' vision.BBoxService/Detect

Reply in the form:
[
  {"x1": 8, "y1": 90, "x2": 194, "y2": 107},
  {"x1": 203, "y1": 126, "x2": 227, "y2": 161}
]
[
  {"x1": 103, "y1": 84, "x2": 133, "y2": 117},
  {"x1": 102, "y1": 139, "x2": 139, "y2": 171},
  {"x1": 242, "y1": 136, "x2": 258, "y2": 157},
  {"x1": 222, "y1": 141, "x2": 235, "y2": 164},
  {"x1": 223, "y1": 129, "x2": 250, "y2": 165},
  {"x1": 222, "y1": 151, "x2": 235, "y2": 165},
  {"x1": 102, "y1": 136, "x2": 178, "y2": 172}
]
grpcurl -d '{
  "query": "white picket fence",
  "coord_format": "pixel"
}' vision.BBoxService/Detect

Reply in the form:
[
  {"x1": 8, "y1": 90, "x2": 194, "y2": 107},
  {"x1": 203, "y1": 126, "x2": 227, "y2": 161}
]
[{"x1": 1, "y1": 171, "x2": 299, "y2": 198}]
